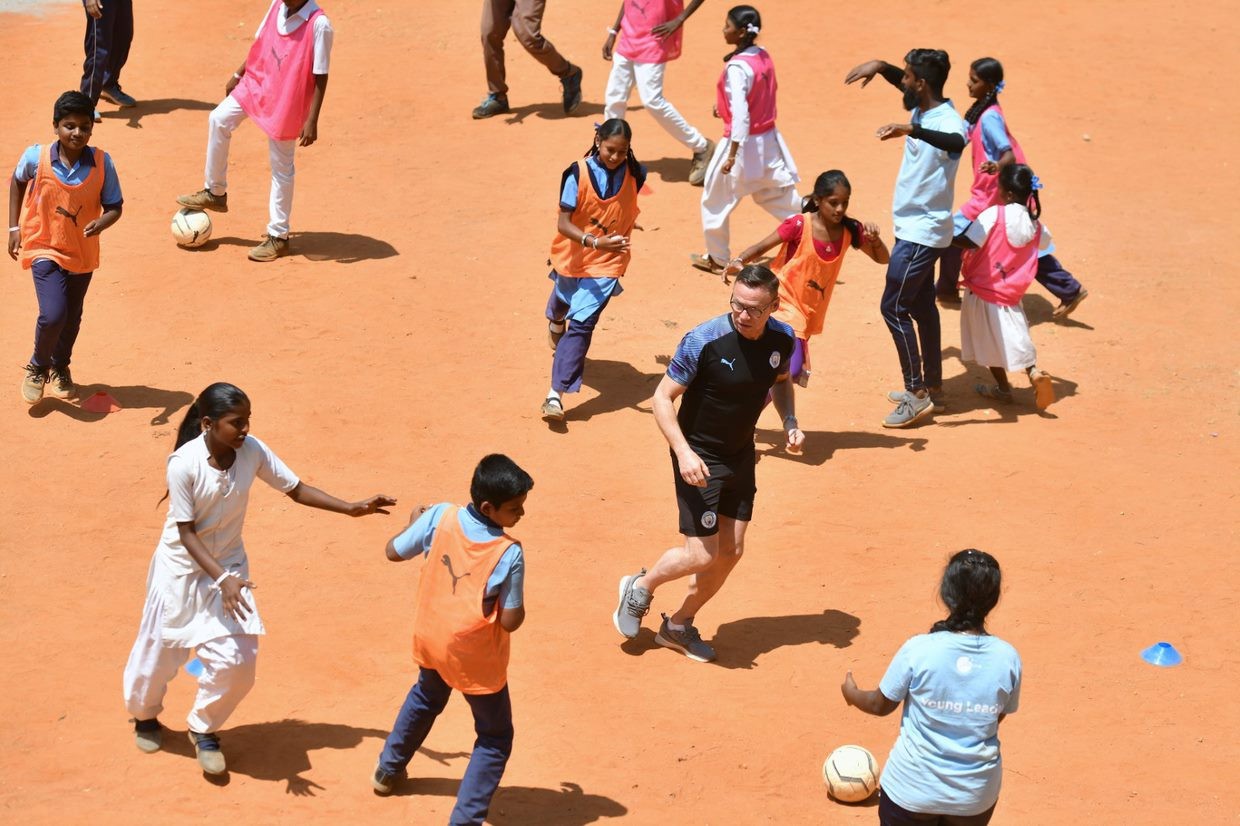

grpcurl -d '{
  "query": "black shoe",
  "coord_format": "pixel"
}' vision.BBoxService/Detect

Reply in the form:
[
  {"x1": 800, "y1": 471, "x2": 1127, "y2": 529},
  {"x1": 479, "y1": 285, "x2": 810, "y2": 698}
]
[
  {"x1": 561, "y1": 65, "x2": 583, "y2": 114},
  {"x1": 472, "y1": 94, "x2": 510, "y2": 119},
  {"x1": 373, "y1": 761, "x2": 405, "y2": 795}
]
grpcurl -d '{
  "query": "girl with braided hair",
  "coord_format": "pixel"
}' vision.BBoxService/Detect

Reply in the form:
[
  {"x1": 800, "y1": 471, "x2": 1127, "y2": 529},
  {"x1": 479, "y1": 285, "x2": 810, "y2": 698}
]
[
  {"x1": 936, "y1": 58, "x2": 1089, "y2": 320},
  {"x1": 841, "y1": 549, "x2": 1022, "y2": 825}
]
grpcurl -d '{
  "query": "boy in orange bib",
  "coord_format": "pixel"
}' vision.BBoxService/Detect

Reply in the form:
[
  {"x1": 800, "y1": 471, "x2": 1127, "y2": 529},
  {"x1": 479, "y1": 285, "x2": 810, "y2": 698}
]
[
  {"x1": 373, "y1": 455, "x2": 535, "y2": 826},
  {"x1": 8, "y1": 91, "x2": 123, "y2": 404}
]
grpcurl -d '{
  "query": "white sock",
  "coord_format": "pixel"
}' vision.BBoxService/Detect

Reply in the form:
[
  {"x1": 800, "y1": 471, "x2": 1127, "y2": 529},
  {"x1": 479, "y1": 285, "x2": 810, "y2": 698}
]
[
  {"x1": 546, "y1": 389, "x2": 560, "y2": 401},
  {"x1": 667, "y1": 618, "x2": 686, "y2": 632}
]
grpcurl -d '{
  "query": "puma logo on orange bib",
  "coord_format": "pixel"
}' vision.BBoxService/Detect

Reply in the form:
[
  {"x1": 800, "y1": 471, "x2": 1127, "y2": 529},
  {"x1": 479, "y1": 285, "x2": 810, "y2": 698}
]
[
  {"x1": 55, "y1": 205, "x2": 83, "y2": 226},
  {"x1": 441, "y1": 554, "x2": 471, "y2": 594}
]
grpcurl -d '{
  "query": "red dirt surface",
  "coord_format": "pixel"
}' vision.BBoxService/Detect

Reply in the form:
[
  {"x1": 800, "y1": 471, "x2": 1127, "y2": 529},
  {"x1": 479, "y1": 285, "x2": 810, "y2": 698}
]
[{"x1": 1, "y1": 2, "x2": 1236, "y2": 823}]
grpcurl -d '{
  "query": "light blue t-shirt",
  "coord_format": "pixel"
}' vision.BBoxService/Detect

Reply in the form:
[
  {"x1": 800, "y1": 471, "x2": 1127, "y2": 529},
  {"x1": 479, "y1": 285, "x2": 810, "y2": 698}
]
[
  {"x1": 15, "y1": 143, "x2": 124, "y2": 207},
  {"x1": 893, "y1": 102, "x2": 967, "y2": 249},
  {"x1": 391, "y1": 502, "x2": 524, "y2": 612},
  {"x1": 975, "y1": 108, "x2": 1013, "y2": 162},
  {"x1": 558, "y1": 155, "x2": 647, "y2": 210},
  {"x1": 878, "y1": 632, "x2": 1022, "y2": 816}
]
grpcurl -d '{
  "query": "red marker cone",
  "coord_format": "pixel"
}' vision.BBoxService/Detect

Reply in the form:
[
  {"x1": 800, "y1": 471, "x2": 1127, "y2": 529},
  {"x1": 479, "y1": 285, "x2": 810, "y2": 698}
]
[{"x1": 81, "y1": 391, "x2": 122, "y2": 413}]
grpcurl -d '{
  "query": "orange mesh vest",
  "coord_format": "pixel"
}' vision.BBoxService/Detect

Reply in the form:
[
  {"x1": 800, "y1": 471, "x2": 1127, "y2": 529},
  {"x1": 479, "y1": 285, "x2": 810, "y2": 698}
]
[
  {"x1": 411, "y1": 506, "x2": 515, "y2": 694},
  {"x1": 772, "y1": 218, "x2": 852, "y2": 339},
  {"x1": 548, "y1": 161, "x2": 639, "y2": 278},
  {"x1": 20, "y1": 146, "x2": 104, "y2": 273}
]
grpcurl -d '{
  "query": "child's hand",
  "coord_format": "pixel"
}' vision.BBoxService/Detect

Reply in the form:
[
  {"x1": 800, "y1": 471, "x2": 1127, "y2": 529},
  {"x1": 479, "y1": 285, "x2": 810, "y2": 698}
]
[
  {"x1": 651, "y1": 17, "x2": 684, "y2": 38},
  {"x1": 712, "y1": 104, "x2": 719, "y2": 119},
  {"x1": 349, "y1": 495, "x2": 397, "y2": 517},
  {"x1": 863, "y1": 221, "x2": 882, "y2": 242},
  {"x1": 721, "y1": 156, "x2": 736, "y2": 175},
  {"x1": 876, "y1": 123, "x2": 912, "y2": 141},
  {"x1": 84, "y1": 0, "x2": 103, "y2": 19},
  {"x1": 226, "y1": 74, "x2": 241, "y2": 95},
  {"x1": 596, "y1": 234, "x2": 630, "y2": 252},
  {"x1": 841, "y1": 671, "x2": 858, "y2": 703},
  {"x1": 299, "y1": 118, "x2": 319, "y2": 147},
  {"x1": 219, "y1": 574, "x2": 256, "y2": 623},
  {"x1": 83, "y1": 219, "x2": 105, "y2": 237},
  {"x1": 979, "y1": 160, "x2": 999, "y2": 174},
  {"x1": 7, "y1": 230, "x2": 20, "y2": 260},
  {"x1": 722, "y1": 257, "x2": 744, "y2": 283},
  {"x1": 602, "y1": 33, "x2": 616, "y2": 61}
]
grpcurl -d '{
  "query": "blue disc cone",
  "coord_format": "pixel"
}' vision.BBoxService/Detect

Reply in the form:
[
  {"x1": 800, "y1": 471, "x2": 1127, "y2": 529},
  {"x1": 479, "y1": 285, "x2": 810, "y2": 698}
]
[
  {"x1": 1141, "y1": 642, "x2": 1182, "y2": 667},
  {"x1": 185, "y1": 657, "x2": 205, "y2": 677}
]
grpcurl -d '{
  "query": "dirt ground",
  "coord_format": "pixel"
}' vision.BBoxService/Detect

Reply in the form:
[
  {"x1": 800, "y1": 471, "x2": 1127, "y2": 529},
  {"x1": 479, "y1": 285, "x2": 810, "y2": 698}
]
[{"x1": 1, "y1": 1, "x2": 1237, "y2": 823}]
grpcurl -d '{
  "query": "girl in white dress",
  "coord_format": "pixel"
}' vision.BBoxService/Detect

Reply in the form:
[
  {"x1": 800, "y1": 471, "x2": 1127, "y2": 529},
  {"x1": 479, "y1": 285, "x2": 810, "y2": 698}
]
[
  {"x1": 690, "y1": 5, "x2": 800, "y2": 274},
  {"x1": 121, "y1": 382, "x2": 395, "y2": 775}
]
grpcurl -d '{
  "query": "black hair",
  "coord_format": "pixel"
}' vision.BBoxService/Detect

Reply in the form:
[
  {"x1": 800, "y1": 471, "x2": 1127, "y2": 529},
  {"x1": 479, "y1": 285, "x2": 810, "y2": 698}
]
[
  {"x1": 800, "y1": 170, "x2": 864, "y2": 250},
  {"x1": 903, "y1": 48, "x2": 951, "y2": 99},
  {"x1": 173, "y1": 382, "x2": 250, "y2": 450},
  {"x1": 930, "y1": 549, "x2": 1002, "y2": 635},
  {"x1": 999, "y1": 163, "x2": 1041, "y2": 220},
  {"x1": 53, "y1": 90, "x2": 94, "y2": 124},
  {"x1": 586, "y1": 118, "x2": 643, "y2": 182},
  {"x1": 723, "y1": 5, "x2": 762, "y2": 61},
  {"x1": 734, "y1": 263, "x2": 779, "y2": 299},
  {"x1": 963, "y1": 57, "x2": 1004, "y2": 125},
  {"x1": 470, "y1": 454, "x2": 534, "y2": 510}
]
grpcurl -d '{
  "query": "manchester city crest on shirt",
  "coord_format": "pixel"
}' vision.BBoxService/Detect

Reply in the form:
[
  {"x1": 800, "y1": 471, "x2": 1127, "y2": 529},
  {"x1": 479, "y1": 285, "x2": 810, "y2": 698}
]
[{"x1": 769, "y1": 351, "x2": 781, "y2": 368}]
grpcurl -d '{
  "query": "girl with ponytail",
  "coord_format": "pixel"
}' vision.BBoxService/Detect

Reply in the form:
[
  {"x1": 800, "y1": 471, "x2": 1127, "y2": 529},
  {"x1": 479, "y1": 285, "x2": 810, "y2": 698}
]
[
  {"x1": 952, "y1": 163, "x2": 1057, "y2": 410},
  {"x1": 841, "y1": 549, "x2": 1022, "y2": 824},
  {"x1": 723, "y1": 170, "x2": 888, "y2": 390},
  {"x1": 122, "y1": 382, "x2": 395, "y2": 776},
  {"x1": 937, "y1": 58, "x2": 1089, "y2": 320},
  {"x1": 689, "y1": 5, "x2": 801, "y2": 275}
]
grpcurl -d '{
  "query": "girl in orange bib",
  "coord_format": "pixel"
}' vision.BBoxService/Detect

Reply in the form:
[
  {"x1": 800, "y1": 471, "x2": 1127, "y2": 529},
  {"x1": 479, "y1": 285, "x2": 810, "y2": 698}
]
[
  {"x1": 724, "y1": 170, "x2": 889, "y2": 388},
  {"x1": 373, "y1": 455, "x2": 535, "y2": 826},
  {"x1": 541, "y1": 118, "x2": 645, "y2": 421}
]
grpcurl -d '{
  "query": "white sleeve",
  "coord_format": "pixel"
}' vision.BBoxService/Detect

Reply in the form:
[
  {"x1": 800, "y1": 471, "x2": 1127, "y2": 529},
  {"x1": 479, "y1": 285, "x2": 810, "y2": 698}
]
[
  {"x1": 726, "y1": 62, "x2": 752, "y2": 144},
  {"x1": 1038, "y1": 222, "x2": 1052, "y2": 251},
  {"x1": 253, "y1": 439, "x2": 301, "y2": 493},
  {"x1": 313, "y1": 14, "x2": 334, "y2": 74},
  {"x1": 166, "y1": 453, "x2": 198, "y2": 523},
  {"x1": 964, "y1": 206, "x2": 1000, "y2": 246}
]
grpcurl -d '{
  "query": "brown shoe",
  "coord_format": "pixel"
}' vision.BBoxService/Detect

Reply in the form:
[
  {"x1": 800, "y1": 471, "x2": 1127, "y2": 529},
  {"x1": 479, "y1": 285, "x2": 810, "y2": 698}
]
[
  {"x1": 688, "y1": 139, "x2": 715, "y2": 186},
  {"x1": 47, "y1": 366, "x2": 77, "y2": 400},
  {"x1": 21, "y1": 363, "x2": 47, "y2": 404},
  {"x1": 689, "y1": 253, "x2": 725, "y2": 275},
  {"x1": 176, "y1": 189, "x2": 228, "y2": 213},
  {"x1": 1052, "y1": 289, "x2": 1088, "y2": 320},
  {"x1": 248, "y1": 235, "x2": 289, "y2": 262}
]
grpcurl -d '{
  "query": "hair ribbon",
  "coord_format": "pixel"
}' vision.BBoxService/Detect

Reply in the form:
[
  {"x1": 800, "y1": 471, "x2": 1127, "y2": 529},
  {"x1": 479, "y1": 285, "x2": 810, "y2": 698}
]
[
  {"x1": 1030, "y1": 174, "x2": 1043, "y2": 191},
  {"x1": 995, "y1": 80, "x2": 1006, "y2": 95},
  {"x1": 745, "y1": 23, "x2": 760, "y2": 34}
]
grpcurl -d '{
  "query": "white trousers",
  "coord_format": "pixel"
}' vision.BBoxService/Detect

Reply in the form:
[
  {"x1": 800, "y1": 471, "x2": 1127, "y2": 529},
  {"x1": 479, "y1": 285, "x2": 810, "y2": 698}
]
[
  {"x1": 122, "y1": 591, "x2": 259, "y2": 734},
  {"x1": 699, "y1": 138, "x2": 800, "y2": 264},
  {"x1": 204, "y1": 95, "x2": 296, "y2": 239},
  {"x1": 603, "y1": 54, "x2": 707, "y2": 153}
]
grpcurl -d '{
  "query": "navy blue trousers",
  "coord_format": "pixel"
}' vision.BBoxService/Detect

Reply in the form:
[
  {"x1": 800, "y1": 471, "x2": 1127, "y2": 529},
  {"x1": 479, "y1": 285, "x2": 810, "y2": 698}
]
[
  {"x1": 881, "y1": 239, "x2": 943, "y2": 392},
  {"x1": 379, "y1": 668, "x2": 513, "y2": 826},
  {"x1": 30, "y1": 259, "x2": 93, "y2": 369},
  {"x1": 545, "y1": 287, "x2": 611, "y2": 394},
  {"x1": 80, "y1": 0, "x2": 134, "y2": 104},
  {"x1": 937, "y1": 248, "x2": 1084, "y2": 303}
]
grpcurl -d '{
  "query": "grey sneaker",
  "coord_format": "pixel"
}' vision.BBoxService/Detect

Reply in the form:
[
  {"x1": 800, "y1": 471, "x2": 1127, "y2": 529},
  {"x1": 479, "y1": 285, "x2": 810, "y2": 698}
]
[
  {"x1": 48, "y1": 366, "x2": 76, "y2": 400},
  {"x1": 613, "y1": 569, "x2": 651, "y2": 639},
  {"x1": 887, "y1": 388, "x2": 944, "y2": 413},
  {"x1": 188, "y1": 730, "x2": 226, "y2": 775},
  {"x1": 372, "y1": 761, "x2": 405, "y2": 795},
  {"x1": 21, "y1": 363, "x2": 47, "y2": 404},
  {"x1": 882, "y1": 391, "x2": 934, "y2": 428},
  {"x1": 654, "y1": 614, "x2": 716, "y2": 663},
  {"x1": 688, "y1": 139, "x2": 715, "y2": 186},
  {"x1": 540, "y1": 396, "x2": 565, "y2": 421},
  {"x1": 134, "y1": 718, "x2": 162, "y2": 753}
]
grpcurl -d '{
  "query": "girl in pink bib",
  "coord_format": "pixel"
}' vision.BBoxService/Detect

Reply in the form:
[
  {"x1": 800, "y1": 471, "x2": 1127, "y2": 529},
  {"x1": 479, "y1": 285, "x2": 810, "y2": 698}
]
[
  {"x1": 953, "y1": 164, "x2": 1056, "y2": 410},
  {"x1": 175, "y1": 1, "x2": 334, "y2": 263},
  {"x1": 602, "y1": 1, "x2": 714, "y2": 185}
]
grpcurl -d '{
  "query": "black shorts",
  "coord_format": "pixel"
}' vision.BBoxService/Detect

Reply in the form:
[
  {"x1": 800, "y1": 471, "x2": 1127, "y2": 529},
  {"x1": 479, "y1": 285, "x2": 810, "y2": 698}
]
[{"x1": 671, "y1": 447, "x2": 756, "y2": 537}]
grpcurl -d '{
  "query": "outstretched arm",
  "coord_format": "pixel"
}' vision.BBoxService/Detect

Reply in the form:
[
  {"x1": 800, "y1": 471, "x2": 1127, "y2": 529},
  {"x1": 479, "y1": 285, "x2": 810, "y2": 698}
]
[
  {"x1": 841, "y1": 671, "x2": 900, "y2": 716},
  {"x1": 287, "y1": 482, "x2": 395, "y2": 517},
  {"x1": 860, "y1": 221, "x2": 890, "y2": 265},
  {"x1": 844, "y1": 60, "x2": 904, "y2": 89},
  {"x1": 723, "y1": 226, "x2": 787, "y2": 281}
]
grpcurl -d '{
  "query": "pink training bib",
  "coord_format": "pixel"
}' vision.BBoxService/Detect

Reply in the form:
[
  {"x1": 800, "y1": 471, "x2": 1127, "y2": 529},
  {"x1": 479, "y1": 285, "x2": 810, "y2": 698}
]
[
  {"x1": 961, "y1": 104, "x2": 1027, "y2": 220},
  {"x1": 232, "y1": 2, "x2": 323, "y2": 141},
  {"x1": 716, "y1": 49, "x2": 777, "y2": 139},
  {"x1": 961, "y1": 205, "x2": 1042, "y2": 307},
  {"x1": 616, "y1": 0, "x2": 684, "y2": 64}
]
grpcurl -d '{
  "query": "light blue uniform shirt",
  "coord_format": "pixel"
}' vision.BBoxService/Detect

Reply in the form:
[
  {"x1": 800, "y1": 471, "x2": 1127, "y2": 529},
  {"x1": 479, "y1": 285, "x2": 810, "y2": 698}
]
[
  {"x1": 15, "y1": 143, "x2": 124, "y2": 207},
  {"x1": 878, "y1": 632, "x2": 1022, "y2": 816},
  {"x1": 952, "y1": 109, "x2": 1016, "y2": 236},
  {"x1": 893, "y1": 101, "x2": 966, "y2": 249},
  {"x1": 391, "y1": 502, "x2": 524, "y2": 612}
]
